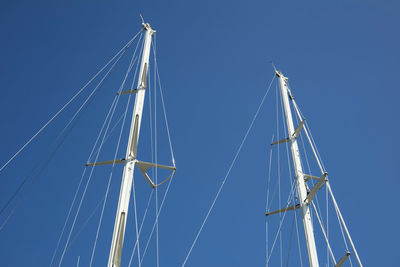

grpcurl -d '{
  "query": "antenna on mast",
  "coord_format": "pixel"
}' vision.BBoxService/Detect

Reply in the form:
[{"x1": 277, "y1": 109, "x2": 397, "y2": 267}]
[
  {"x1": 139, "y1": 13, "x2": 145, "y2": 24},
  {"x1": 270, "y1": 61, "x2": 277, "y2": 72}
]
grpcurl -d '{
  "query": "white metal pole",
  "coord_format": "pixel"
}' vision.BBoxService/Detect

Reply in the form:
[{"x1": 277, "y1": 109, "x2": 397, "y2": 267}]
[
  {"x1": 276, "y1": 70, "x2": 319, "y2": 267},
  {"x1": 108, "y1": 23, "x2": 155, "y2": 267}
]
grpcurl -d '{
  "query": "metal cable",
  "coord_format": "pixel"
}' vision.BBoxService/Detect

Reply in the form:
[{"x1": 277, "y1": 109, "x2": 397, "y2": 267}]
[
  {"x1": 182, "y1": 74, "x2": 276, "y2": 267},
  {"x1": 140, "y1": 173, "x2": 175, "y2": 265},
  {"x1": 1, "y1": 49, "x2": 127, "y2": 234},
  {"x1": 57, "y1": 49, "x2": 128, "y2": 266},
  {"x1": 49, "y1": 91, "x2": 119, "y2": 267},
  {"x1": 0, "y1": 30, "x2": 143, "y2": 175},
  {"x1": 127, "y1": 190, "x2": 154, "y2": 267},
  {"x1": 153, "y1": 37, "x2": 176, "y2": 166},
  {"x1": 89, "y1": 37, "x2": 141, "y2": 267}
]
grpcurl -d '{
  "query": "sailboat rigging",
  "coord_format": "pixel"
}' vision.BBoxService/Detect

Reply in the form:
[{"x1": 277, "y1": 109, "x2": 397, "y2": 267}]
[
  {"x1": 265, "y1": 69, "x2": 362, "y2": 266},
  {"x1": 0, "y1": 18, "x2": 364, "y2": 267},
  {"x1": 84, "y1": 22, "x2": 175, "y2": 267}
]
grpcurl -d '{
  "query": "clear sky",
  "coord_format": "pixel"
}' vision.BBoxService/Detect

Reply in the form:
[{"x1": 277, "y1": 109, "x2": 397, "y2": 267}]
[{"x1": 0, "y1": 1, "x2": 399, "y2": 266}]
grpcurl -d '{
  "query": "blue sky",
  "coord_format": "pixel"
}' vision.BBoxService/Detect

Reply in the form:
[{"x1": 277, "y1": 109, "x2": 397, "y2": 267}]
[{"x1": 0, "y1": 1, "x2": 399, "y2": 266}]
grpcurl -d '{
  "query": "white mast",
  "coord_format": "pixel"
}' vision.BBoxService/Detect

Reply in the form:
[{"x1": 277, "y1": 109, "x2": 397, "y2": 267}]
[
  {"x1": 108, "y1": 22, "x2": 155, "y2": 267},
  {"x1": 276, "y1": 70, "x2": 319, "y2": 267}
]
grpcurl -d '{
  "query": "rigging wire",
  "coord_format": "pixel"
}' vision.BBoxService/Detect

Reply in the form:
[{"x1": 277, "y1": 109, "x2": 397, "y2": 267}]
[
  {"x1": 294, "y1": 209, "x2": 303, "y2": 267},
  {"x1": 275, "y1": 80, "x2": 285, "y2": 267},
  {"x1": 58, "y1": 99, "x2": 118, "y2": 267},
  {"x1": 0, "y1": 29, "x2": 143, "y2": 175},
  {"x1": 266, "y1": 181, "x2": 297, "y2": 264},
  {"x1": 127, "y1": 190, "x2": 154, "y2": 267},
  {"x1": 293, "y1": 100, "x2": 350, "y2": 259},
  {"x1": 292, "y1": 95, "x2": 362, "y2": 266},
  {"x1": 48, "y1": 58, "x2": 130, "y2": 265},
  {"x1": 326, "y1": 178, "x2": 329, "y2": 267},
  {"x1": 282, "y1": 81, "x2": 329, "y2": 265},
  {"x1": 89, "y1": 38, "x2": 141, "y2": 267},
  {"x1": 295, "y1": 107, "x2": 330, "y2": 264},
  {"x1": 265, "y1": 135, "x2": 274, "y2": 267},
  {"x1": 153, "y1": 36, "x2": 176, "y2": 166},
  {"x1": 279, "y1": 79, "x2": 291, "y2": 267},
  {"x1": 140, "y1": 170, "x2": 175, "y2": 266},
  {"x1": 67, "y1": 194, "x2": 105, "y2": 250},
  {"x1": 153, "y1": 35, "x2": 160, "y2": 267},
  {"x1": 285, "y1": 212, "x2": 296, "y2": 267},
  {"x1": 1, "y1": 45, "x2": 129, "y2": 233},
  {"x1": 48, "y1": 39, "x2": 137, "y2": 265},
  {"x1": 49, "y1": 91, "x2": 120, "y2": 267},
  {"x1": 89, "y1": 112, "x2": 125, "y2": 160},
  {"x1": 311, "y1": 202, "x2": 337, "y2": 265},
  {"x1": 266, "y1": 85, "x2": 281, "y2": 213},
  {"x1": 57, "y1": 47, "x2": 132, "y2": 266},
  {"x1": 182, "y1": 74, "x2": 276, "y2": 267}
]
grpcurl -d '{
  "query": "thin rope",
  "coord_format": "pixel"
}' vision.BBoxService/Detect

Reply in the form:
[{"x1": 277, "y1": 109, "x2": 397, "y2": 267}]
[
  {"x1": 269, "y1": 80, "x2": 302, "y2": 264},
  {"x1": 57, "y1": 50, "x2": 128, "y2": 266},
  {"x1": 49, "y1": 78, "x2": 122, "y2": 266},
  {"x1": 0, "y1": 29, "x2": 143, "y2": 175},
  {"x1": 153, "y1": 36, "x2": 160, "y2": 267},
  {"x1": 265, "y1": 135, "x2": 274, "y2": 267},
  {"x1": 311, "y1": 202, "x2": 336, "y2": 265},
  {"x1": 285, "y1": 212, "x2": 296, "y2": 267},
  {"x1": 67, "y1": 194, "x2": 105, "y2": 250},
  {"x1": 89, "y1": 40, "x2": 140, "y2": 267},
  {"x1": 182, "y1": 74, "x2": 276, "y2": 267},
  {"x1": 294, "y1": 210, "x2": 303, "y2": 267},
  {"x1": 1, "y1": 51, "x2": 123, "y2": 220},
  {"x1": 277, "y1": 82, "x2": 284, "y2": 267},
  {"x1": 291, "y1": 97, "x2": 332, "y2": 265},
  {"x1": 140, "y1": 174, "x2": 175, "y2": 265},
  {"x1": 89, "y1": 112, "x2": 125, "y2": 161},
  {"x1": 153, "y1": 38, "x2": 176, "y2": 166},
  {"x1": 266, "y1": 181, "x2": 297, "y2": 263},
  {"x1": 292, "y1": 95, "x2": 361, "y2": 266},
  {"x1": 58, "y1": 94, "x2": 120, "y2": 266},
  {"x1": 291, "y1": 104, "x2": 326, "y2": 227},
  {"x1": 131, "y1": 168, "x2": 141, "y2": 267},
  {"x1": 127, "y1": 190, "x2": 154, "y2": 267},
  {"x1": 57, "y1": 94, "x2": 118, "y2": 266},
  {"x1": 296, "y1": 111, "x2": 328, "y2": 258},
  {"x1": 1, "y1": 49, "x2": 127, "y2": 233},
  {"x1": 326, "y1": 180, "x2": 329, "y2": 267},
  {"x1": 291, "y1": 100, "x2": 324, "y2": 174},
  {"x1": 49, "y1": 47, "x2": 131, "y2": 264}
]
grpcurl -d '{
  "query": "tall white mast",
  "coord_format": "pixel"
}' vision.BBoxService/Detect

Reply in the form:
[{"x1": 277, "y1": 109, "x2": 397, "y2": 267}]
[
  {"x1": 276, "y1": 70, "x2": 319, "y2": 267},
  {"x1": 108, "y1": 22, "x2": 155, "y2": 267}
]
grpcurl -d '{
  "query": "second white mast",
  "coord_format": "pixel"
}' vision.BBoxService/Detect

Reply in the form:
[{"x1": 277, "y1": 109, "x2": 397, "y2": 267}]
[{"x1": 276, "y1": 70, "x2": 319, "y2": 267}]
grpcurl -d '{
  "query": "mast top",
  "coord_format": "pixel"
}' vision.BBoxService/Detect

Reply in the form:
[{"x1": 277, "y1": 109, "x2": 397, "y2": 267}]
[
  {"x1": 142, "y1": 22, "x2": 156, "y2": 35},
  {"x1": 275, "y1": 70, "x2": 287, "y2": 80}
]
